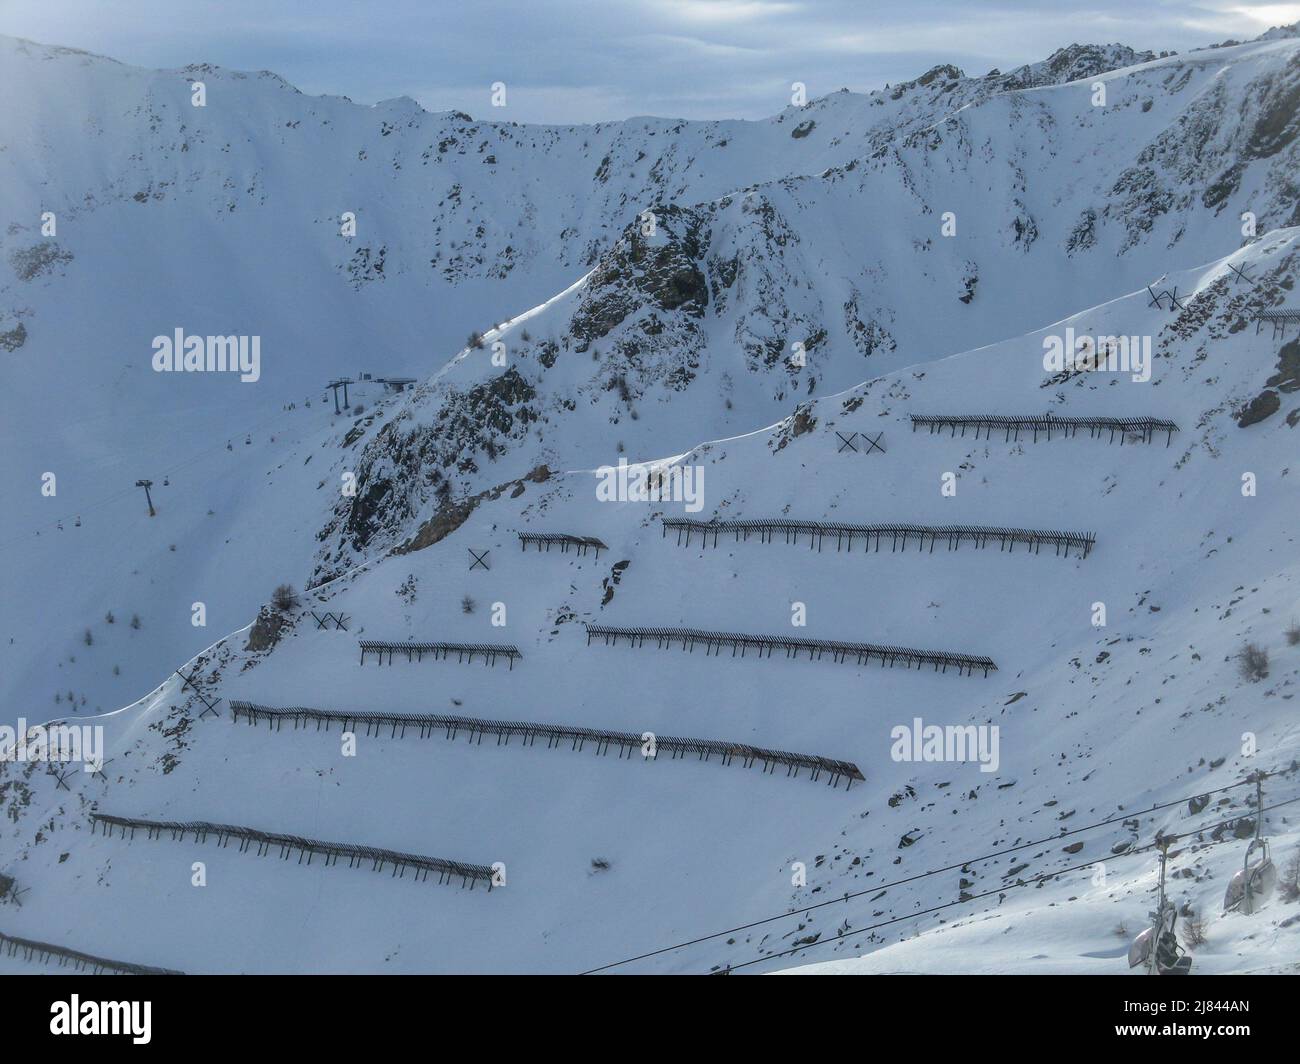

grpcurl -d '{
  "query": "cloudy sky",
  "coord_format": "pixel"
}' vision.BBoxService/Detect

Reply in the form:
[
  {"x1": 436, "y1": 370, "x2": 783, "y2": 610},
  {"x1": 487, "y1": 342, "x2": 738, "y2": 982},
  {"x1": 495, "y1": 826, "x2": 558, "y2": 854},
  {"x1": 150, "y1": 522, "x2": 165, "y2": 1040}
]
[{"x1": 3, "y1": 0, "x2": 1298, "y2": 122}]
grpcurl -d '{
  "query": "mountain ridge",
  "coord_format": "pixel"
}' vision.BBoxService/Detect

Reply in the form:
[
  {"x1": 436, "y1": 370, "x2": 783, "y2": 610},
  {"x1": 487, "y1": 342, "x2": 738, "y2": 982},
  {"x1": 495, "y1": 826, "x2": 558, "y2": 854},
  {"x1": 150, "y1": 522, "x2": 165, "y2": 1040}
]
[{"x1": 1, "y1": 26, "x2": 1298, "y2": 976}]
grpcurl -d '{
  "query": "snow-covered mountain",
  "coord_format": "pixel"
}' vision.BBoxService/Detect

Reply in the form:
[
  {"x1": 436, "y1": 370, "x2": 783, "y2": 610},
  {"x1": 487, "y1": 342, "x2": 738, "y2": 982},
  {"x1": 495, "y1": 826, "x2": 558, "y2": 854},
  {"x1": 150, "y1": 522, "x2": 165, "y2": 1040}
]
[
  {"x1": 4, "y1": 31, "x2": 1299, "y2": 715},
  {"x1": 1, "y1": 26, "x2": 1298, "y2": 974}
]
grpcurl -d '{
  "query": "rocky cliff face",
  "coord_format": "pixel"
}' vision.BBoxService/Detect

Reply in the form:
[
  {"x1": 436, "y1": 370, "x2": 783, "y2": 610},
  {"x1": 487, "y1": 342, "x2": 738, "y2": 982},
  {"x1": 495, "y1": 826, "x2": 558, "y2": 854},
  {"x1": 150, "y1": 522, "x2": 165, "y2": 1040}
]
[{"x1": 309, "y1": 32, "x2": 1300, "y2": 576}]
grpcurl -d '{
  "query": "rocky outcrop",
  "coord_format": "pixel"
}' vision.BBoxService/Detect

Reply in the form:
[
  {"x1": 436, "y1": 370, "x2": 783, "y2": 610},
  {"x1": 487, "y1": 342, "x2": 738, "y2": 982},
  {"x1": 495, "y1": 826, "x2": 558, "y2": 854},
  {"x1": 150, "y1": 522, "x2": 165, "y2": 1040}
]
[
  {"x1": 1234, "y1": 332, "x2": 1300, "y2": 427},
  {"x1": 570, "y1": 205, "x2": 710, "y2": 348},
  {"x1": 313, "y1": 368, "x2": 540, "y2": 580},
  {"x1": 393, "y1": 464, "x2": 551, "y2": 556},
  {"x1": 244, "y1": 606, "x2": 289, "y2": 652},
  {"x1": 999, "y1": 44, "x2": 1158, "y2": 90},
  {"x1": 1237, "y1": 389, "x2": 1281, "y2": 426},
  {"x1": 1265, "y1": 338, "x2": 1300, "y2": 392}
]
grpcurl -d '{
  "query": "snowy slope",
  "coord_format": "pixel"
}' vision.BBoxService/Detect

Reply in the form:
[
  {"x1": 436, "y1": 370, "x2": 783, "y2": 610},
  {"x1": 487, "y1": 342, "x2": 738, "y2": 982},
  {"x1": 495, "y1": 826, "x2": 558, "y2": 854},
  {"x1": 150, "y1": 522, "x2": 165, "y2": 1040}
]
[
  {"x1": 312, "y1": 31, "x2": 1300, "y2": 579},
  {"x1": 2, "y1": 223, "x2": 1297, "y2": 973},
  {"x1": 4, "y1": 30, "x2": 1300, "y2": 723}
]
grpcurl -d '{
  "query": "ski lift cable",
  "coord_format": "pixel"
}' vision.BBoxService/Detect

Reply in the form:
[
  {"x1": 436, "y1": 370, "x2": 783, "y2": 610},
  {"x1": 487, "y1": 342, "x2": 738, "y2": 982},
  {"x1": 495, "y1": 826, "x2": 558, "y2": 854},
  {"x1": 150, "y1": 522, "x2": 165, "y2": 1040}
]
[
  {"x1": 713, "y1": 792, "x2": 1300, "y2": 975},
  {"x1": 580, "y1": 766, "x2": 1292, "y2": 974}
]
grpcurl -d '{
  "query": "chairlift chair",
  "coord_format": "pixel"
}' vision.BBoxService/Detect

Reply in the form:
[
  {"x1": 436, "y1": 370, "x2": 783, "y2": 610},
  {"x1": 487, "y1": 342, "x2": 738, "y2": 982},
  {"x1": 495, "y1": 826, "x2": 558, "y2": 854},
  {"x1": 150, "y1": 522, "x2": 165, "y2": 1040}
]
[
  {"x1": 1223, "y1": 774, "x2": 1277, "y2": 916},
  {"x1": 1127, "y1": 924, "x2": 1154, "y2": 970},
  {"x1": 1128, "y1": 902, "x2": 1192, "y2": 975},
  {"x1": 1129, "y1": 839, "x2": 1192, "y2": 975},
  {"x1": 1223, "y1": 836, "x2": 1276, "y2": 915}
]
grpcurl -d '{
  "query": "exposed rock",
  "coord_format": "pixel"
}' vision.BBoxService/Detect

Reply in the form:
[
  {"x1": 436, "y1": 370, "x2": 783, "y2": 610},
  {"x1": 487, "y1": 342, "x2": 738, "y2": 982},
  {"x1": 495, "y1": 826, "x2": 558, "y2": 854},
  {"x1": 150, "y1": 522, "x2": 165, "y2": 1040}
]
[
  {"x1": 1265, "y1": 338, "x2": 1300, "y2": 392},
  {"x1": 344, "y1": 245, "x2": 386, "y2": 288},
  {"x1": 600, "y1": 559, "x2": 631, "y2": 606},
  {"x1": 0, "y1": 322, "x2": 27, "y2": 352},
  {"x1": 570, "y1": 204, "x2": 710, "y2": 347},
  {"x1": 1000, "y1": 44, "x2": 1156, "y2": 90},
  {"x1": 771, "y1": 401, "x2": 818, "y2": 453},
  {"x1": 316, "y1": 368, "x2": 541, "y2": 574},
  {"x1": 393, "y1": 494, "x2": 478, "y2": 556},
  {"x1": 1237, "y1": 389, "x2": 1280, "y2": 426},
  {"x1": 393, "y1": 464, "x2": 551, "y2": 556},
  {"x1": 8, "y1": 241, "x2": 73, "y2": 281},
  {"x1": 244, "y1": 606, "x2": 289, "y2": 652},
  {"x1": 1244, "y1": 53, "x2": 1300, "y2": 160},
  {"x1": 959, "y1": 268, "x2": 978, "y2": 304}
]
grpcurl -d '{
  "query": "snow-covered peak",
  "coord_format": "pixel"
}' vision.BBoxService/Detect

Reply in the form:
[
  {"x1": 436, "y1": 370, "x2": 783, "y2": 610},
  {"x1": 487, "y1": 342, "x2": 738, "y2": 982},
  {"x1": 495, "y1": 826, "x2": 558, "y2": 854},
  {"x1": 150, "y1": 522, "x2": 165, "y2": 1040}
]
[{"x1": 1, "y1": 28, "x2": 1298, "y2": 976}]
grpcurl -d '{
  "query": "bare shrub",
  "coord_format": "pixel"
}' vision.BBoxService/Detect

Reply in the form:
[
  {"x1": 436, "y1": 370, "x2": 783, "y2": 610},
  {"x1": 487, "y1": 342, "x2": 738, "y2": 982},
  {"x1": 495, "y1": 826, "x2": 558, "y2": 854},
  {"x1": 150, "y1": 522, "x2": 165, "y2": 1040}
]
[
  {"x1": 1181, "y1": 911, "x2": 1207, "y2": 949},
  {"x1": 1238, "y1": 642, "x2": 1269, "y2": 682}
]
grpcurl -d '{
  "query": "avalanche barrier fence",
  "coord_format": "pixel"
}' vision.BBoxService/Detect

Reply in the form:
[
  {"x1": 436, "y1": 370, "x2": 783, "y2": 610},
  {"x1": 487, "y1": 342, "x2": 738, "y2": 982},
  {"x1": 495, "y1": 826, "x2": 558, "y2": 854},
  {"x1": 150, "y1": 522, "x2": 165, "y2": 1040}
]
[
  {"x1": 358, "y1": 640, "x2": 521, "y2": 668},
  {"x1": 0, "y1": 929, "x2": 183, "y2": 975},
  {"x1": 585, "y1": 625, "x2": 997, "y2": 677},
  {"x1": 662, "y1": 517, "x2": 1095, "y2": 558},
  {"x1": 1255, "y1": 308, "x2": 1300, "y2": 340},
  {"x1": 909, "y1": 413, "x2": 1179, "y2": 445},
  {"x1": 228, "y1": 700, "x2": 865, "y2": 789},
  {"x1": 90, "y1": 813, "x2": 497, "y2": 889},
  {"x1": 518, "y1": 532, "x2": 609, "y2": 558}
]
